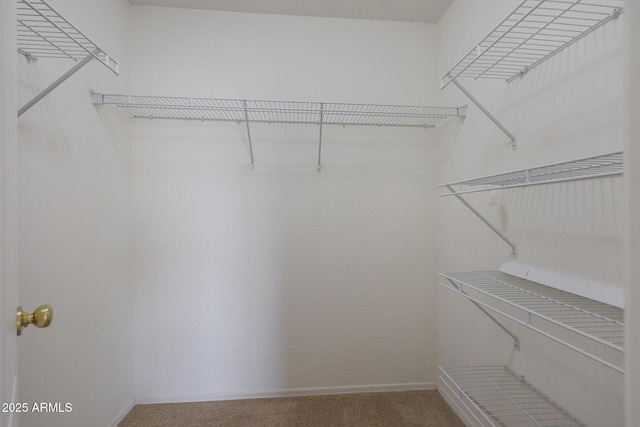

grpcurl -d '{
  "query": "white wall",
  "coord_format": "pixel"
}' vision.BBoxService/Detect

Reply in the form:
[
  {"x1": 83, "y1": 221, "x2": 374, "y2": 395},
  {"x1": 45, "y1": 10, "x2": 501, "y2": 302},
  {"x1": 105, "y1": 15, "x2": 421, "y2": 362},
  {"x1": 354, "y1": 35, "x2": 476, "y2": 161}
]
[
  {"x1": 128, "y1": 6, "x2": 446, "y2": 401},
  {"x1": 435, "y1": 1, "x2": 625, "y2": 426},
  {"x1": 16, "y1": 0, "x2": 133, "y2": 426},
  {"x1": 12, "y1": 0, "x2": 632, "y2": 424}
]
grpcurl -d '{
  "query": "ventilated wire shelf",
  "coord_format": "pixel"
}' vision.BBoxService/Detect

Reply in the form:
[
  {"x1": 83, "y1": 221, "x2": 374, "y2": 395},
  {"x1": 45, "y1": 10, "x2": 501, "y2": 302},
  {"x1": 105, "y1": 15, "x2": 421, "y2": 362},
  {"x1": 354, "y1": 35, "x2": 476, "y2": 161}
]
[
  {"x1": 17, "y1": 0, "x2": 119, "y2": 73},
  {"x1": 440, "y1": 151, "x2": 623, "y2": 196},
  {"x1": 439, "y1": 365, "x2": 584, "y2": 426},
  {"x1": 440, "y1": 271, "x2": 624, "y2": 355},
  {"x1": 91, "y1": 93, "x2": 464, "y2": 128},
  {"x1": 441, "y1": 0, "x2": 623, "y2": 86}
]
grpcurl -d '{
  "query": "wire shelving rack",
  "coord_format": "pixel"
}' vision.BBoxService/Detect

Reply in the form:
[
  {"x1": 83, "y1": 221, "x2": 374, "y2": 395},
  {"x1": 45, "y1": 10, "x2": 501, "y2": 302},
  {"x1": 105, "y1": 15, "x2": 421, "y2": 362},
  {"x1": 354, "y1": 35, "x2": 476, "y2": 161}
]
[
  {"x1": 441, "y1": 0, "x2": 623, "y2": 87},
  {"x1": 90, "y1": 94, "x2": 465, "y2": 128},
  {"x1": 438, "y1": 151, "x2": 623, "y2": 256},
  {"x1": 16, "y1": 0, "x2": 119, "y2": 116},
  {"x1": 439, "y1": 365, "x2": 585, "y2": 426},
  {"x1": 440, "y1": 151, "x2": 623, "y2": 196},
  {"x1": 439, "y1": 271, "x2": 624, "y2": 373},
  {"x1": 91, "y1": 92, "x2": 466, "y2": 171},
  {"x1": 439, "y1": 0, "x2": 624, "y2": 149}
]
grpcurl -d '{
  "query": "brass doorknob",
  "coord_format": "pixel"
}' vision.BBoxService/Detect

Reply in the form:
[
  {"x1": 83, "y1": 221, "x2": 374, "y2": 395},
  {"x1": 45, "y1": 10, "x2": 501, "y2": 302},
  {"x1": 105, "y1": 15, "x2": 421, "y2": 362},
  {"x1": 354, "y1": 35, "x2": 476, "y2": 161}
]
[{"x1": 17, "y1": 304, "x2": 53, "y2": 336}]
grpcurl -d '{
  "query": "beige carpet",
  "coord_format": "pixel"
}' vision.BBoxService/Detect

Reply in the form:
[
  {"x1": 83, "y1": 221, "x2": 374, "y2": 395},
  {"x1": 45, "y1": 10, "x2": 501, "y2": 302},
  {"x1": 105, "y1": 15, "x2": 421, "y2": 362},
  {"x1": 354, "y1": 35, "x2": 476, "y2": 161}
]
[{"x1": 118, "y1": 390, "x2": 463, "y2": 427}]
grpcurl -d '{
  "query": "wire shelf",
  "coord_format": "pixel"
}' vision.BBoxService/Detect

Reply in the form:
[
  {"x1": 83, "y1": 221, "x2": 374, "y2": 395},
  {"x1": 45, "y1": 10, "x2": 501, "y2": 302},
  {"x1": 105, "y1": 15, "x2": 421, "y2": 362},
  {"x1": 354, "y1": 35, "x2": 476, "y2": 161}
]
[
  {"x1": 440, "y1": 151, "x2": 623, "y2": 196},
  {"x1": 17, "y1": 0, "x2": 119, "y2": 74},
  {"x1": 441, "y1": 0, "x2": 623, "y2": 87},
  {"x1": 439, "y1": 365, "x2": 584, "y2": 426},
  {"x1": 440, "y1": 271, "x2": 624, "y2": 351},
  {"x1": 92, "y1": 93, "x2": 465, "y2": 128}
]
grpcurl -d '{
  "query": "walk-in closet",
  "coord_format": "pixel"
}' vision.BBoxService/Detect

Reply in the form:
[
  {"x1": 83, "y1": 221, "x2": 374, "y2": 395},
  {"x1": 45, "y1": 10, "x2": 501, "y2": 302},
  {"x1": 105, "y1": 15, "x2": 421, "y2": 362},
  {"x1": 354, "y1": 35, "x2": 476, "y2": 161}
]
[{"x1": 1, "y1": 0, "x2": 639, "y2": 426}]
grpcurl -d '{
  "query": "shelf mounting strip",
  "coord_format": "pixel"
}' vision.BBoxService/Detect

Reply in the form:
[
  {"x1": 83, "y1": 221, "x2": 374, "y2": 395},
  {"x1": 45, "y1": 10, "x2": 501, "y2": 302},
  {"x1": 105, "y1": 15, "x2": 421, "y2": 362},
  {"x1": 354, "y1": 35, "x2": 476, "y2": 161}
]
[
  {"x1": 17, "y1": 0, "x2": 120, "y2": 116},
  {"x1": 91, "y1": 92, "x2": 467, "y2": 171},
  {"x1": 439, "y1": 151, "x2": 623, "y2": 258},
  {"x1": 440, "y1": 0, "x2": 624, "y2": 150}
]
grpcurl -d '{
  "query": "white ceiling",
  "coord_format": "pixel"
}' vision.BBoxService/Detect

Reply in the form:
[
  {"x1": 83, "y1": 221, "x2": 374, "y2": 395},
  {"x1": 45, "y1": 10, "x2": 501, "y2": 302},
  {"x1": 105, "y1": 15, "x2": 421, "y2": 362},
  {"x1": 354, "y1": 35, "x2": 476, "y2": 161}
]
[{"x1": 127, "y1": 0, "x2": 454, "y2": 23}]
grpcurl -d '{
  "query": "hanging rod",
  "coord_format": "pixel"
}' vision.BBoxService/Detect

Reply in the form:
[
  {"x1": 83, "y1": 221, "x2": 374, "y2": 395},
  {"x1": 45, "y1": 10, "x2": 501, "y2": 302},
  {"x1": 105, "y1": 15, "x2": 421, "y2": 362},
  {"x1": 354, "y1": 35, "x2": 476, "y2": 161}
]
[{"x1": 17, "y1": 0, "x2": 119, "y2": 116}]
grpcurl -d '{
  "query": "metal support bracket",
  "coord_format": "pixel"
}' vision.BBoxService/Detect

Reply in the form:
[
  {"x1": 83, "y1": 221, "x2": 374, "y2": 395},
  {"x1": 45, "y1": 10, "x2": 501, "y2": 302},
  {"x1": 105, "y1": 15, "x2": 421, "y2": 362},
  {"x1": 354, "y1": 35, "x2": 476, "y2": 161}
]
[
  {"x1": 447, "y1": 76, "x2": 517, "y2": 150},
  {"x1": 446, "y1": 279, "x2": 520, "y2": 351},
  {"x1": 446, "y1": 185, "x2": 517, "y2": 258},
  {"x1": 317, "y1": 102, "x2": 324, "y2": 172},
  {"x1": 18, "y1": 49, "x2": 98, "y2": 117},
  {"x1": 243, "y1": 100, "x2": 255, "y2": 171}
]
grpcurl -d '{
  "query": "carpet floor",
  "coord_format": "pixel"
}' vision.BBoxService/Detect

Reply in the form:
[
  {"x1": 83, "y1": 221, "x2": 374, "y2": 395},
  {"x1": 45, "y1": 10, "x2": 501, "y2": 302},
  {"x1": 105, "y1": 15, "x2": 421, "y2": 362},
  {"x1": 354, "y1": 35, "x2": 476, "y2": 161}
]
[{"x1": 118, "y1": 390, "x2": 463, "y2": 427}]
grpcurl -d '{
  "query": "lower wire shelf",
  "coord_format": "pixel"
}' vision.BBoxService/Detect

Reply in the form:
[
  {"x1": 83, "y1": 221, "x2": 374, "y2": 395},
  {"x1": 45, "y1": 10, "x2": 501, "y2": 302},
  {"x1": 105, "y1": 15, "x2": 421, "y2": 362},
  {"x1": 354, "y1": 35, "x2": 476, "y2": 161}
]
[
  {"x1": 439, "y1": 270, "x2": 624, "y2": 374},
  {"x1": 439, "y1": 366, "x2": 584, "y2": 427}
]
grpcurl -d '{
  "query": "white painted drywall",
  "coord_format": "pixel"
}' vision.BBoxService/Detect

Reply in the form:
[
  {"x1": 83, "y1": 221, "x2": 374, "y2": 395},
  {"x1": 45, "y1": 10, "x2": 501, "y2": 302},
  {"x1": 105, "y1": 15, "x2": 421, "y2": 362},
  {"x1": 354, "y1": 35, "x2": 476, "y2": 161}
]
[
  {"x1": 625, "y1": 1, "x2": 639, "y2": 425},
  {"x1": 435, "y1": 0, "x2": 625, "y2": 425},
  {"x1": 15, "y1": 0, "x2": 133, "y2": 426},
  {"x1": 128, "y1": 7, "x2": 444, "y2": 400}
]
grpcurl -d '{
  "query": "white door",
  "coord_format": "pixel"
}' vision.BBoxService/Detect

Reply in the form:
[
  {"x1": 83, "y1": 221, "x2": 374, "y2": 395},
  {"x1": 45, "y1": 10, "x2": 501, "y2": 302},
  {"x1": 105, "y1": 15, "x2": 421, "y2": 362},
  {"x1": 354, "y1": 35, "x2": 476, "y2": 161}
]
[{"x1": 1, "y1": 1, "x2": 19, "y2": 426}]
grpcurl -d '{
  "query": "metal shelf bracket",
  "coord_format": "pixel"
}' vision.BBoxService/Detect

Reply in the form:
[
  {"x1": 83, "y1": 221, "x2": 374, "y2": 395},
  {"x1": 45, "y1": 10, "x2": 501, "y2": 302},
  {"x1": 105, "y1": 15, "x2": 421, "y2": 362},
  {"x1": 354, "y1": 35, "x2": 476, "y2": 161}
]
[
  {"x1": 242, "y1": 100, "x2": 255, "y2": 171},
  {"x1": 445, "y1": 184, "x2": 517, "y2": 258},
  {"x1": 444, "y1": 278, "x2": 520, "y2": 350},
  {"x1": 19, "y1": 50, "x2": 97, "y2": 117},
  {"x1": 317, "y1": 103, "x2": 324, "y2": 172},
  {"x1": 447, "y1": 77, "x2": 517, "y2": 150},
  {"x1": 17, "y1": 0, "x2": 120, "y2": 117}
]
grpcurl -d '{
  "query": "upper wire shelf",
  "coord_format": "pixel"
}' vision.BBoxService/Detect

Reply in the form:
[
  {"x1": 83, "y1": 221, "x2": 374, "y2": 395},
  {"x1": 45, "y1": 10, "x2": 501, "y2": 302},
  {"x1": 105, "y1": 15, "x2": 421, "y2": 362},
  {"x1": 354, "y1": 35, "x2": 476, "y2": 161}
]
[
  {"x1": 439, "y1": 365, "x2": 585, "y2": 426},
  {"x1": 91, "y1": 93, "x2": 466, "y2": 128},
  {"x1": 440, "y1": 151, "x2": 623, "y2": 196},
  {"x1": 17, "y1": 0, "x2": 119, "y2": 74},
  {"x1": 441, "y1": 0, "x2": 624, "y2": 87}
]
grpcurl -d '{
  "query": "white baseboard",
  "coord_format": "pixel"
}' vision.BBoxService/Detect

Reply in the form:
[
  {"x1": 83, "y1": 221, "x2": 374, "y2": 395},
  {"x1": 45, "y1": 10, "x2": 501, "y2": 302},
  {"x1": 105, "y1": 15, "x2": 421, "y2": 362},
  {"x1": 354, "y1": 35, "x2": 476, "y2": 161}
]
[
  {"x1": 133, "y1": 382, "x2": 437, "y2": 405},
  {"x1": 107, "y1": 400, "x2": 136, "y2": 427}
]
